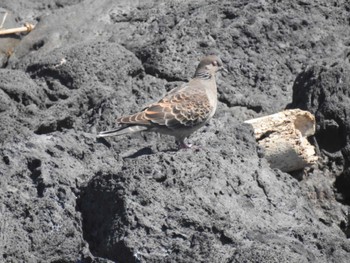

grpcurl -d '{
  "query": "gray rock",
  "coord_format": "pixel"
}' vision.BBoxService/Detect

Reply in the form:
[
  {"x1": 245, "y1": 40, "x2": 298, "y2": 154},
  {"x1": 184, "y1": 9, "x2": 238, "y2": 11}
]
[
  {"x1": 78, "y1": 123, "x2": 350, "y2": 262},
  {"x1": 0, "y1": 0, "x2": 350, "y2": 262},
  {"x1": 288, "y1": 55, "x2": 350, "y2": 231}
]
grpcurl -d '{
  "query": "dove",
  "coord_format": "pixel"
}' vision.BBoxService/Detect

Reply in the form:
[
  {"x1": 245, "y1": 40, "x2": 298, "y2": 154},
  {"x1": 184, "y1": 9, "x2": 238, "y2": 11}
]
[{"x1": 97, "y1": 55, "x2": 226, "y2": 149}]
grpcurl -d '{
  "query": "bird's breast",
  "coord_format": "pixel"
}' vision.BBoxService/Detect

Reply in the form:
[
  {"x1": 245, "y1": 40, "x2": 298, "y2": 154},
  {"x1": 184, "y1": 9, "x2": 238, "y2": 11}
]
[{"x1": 205, "y1": 81, "x2": 218, "y2": 113}]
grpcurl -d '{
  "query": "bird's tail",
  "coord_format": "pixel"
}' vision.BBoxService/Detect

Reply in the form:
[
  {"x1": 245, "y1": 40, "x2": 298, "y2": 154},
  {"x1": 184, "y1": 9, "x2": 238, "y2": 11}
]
[{"x1": 96, "y1": 125, "x2": 148, "y2": 138}]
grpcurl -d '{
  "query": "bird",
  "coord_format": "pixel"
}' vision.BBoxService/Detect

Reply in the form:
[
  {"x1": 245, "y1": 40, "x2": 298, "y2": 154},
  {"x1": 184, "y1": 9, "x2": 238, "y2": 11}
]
[{"x1": 97, "y1": 55, "x2": 226, "y2": 149}]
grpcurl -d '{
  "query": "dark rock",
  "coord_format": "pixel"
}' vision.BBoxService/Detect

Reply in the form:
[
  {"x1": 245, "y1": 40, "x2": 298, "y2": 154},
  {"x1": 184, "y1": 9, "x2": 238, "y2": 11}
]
[
  {"x1": 288, "y1": 55, "x2": 350, "y2": 211},
  {"x1": 78, "y1": 124, "x2": 350, "y2": 262},
  {"x1": 0, "y1": 0, "x2": 350, "y2": 262}
]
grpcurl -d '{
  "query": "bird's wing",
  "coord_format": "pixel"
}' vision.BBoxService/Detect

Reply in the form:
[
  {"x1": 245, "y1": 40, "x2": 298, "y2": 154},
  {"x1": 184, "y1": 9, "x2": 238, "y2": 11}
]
[
  {"x1": 117, "y1": 87, "x2": 212, "y2": 129},
  {"x1": 163, "y1": 82, "x2": 188, "y2": 97}
]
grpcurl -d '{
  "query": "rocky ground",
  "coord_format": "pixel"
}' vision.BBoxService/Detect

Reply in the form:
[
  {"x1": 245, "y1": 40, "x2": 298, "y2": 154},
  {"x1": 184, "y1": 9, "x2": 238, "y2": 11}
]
[{"x1": 1, "y1": 0, "x2": 350, "y2": 262}]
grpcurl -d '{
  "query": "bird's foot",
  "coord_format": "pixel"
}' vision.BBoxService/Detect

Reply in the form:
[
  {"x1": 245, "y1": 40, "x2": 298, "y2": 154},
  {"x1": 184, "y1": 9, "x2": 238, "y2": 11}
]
[
  {"x1": 176, "y1": 139, "x2": 191, "y2": 149},
  {"x1": 178, "y1": 142, "x2": 193, "y2": 149},
  {"x1": 177, "y1": 141, "x2": 201, "y2": 151}
]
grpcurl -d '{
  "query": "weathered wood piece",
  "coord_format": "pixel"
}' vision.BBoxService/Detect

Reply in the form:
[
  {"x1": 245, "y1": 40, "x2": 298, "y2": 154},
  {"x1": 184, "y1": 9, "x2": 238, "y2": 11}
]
[
  {"x1": 0, "y1": 22, "x2": 34, "y2": 35},
  {"x1": 245, "y1": 109, "x2": 318, "y2": 172}
]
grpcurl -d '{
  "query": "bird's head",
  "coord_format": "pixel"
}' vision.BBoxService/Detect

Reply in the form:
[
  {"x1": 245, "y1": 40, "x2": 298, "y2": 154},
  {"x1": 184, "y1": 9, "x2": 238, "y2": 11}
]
[{"x1": 194, "y1": 55, "x2": 227, "y2": 78}]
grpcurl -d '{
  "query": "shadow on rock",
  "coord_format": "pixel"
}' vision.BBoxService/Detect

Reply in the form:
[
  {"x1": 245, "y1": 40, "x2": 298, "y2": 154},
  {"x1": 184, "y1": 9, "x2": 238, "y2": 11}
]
[
  {"x1": 77, "y1": 172, "x2": 136, "y2": 263},
  {"x1": 287, "y1": 56, "x2": 350, "y2": 207}
]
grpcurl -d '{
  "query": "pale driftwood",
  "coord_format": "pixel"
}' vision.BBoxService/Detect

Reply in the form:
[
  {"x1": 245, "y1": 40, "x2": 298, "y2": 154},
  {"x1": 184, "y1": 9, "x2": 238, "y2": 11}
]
[
  {"x1": 245, "y1": 109, "x2": 318, "y2": 172},
  {"x1": 0, "y1": 12, "x2": 8, "y2": 29},
  {"x1": 0, "y1": 22, "x2": 34, "y2": 35}
]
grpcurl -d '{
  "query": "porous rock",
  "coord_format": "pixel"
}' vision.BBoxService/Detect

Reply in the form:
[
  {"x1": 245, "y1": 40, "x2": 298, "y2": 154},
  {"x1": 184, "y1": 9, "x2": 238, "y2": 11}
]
[
  {"x1": 288, "y1": 55, "x2": 350, "y2": 224},
  {"x1": 1, "y1": 0, "x2": 350, "y2": 262}
]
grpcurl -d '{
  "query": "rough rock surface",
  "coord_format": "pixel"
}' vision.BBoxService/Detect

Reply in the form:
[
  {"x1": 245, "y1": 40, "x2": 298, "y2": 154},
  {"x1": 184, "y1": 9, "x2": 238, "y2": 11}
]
[
  {"x1": 288, "y1": 55, "x2": 350, "y2": 220},
  {"x1": 1, "y1": 0, "x2": 350, "y2": 262}
]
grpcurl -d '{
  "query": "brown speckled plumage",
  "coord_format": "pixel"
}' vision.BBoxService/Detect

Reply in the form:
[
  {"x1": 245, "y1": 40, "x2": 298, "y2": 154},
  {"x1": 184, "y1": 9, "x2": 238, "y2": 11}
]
[{"x1": 97, "y1": 55, "x2": 226, "y2": 149}]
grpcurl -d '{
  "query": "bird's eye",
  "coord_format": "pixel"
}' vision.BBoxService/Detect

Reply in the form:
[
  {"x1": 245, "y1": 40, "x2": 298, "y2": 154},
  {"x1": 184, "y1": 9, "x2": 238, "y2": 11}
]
[{"x1": 212, "y1": 61, "x2": 218, "y2": 66}]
